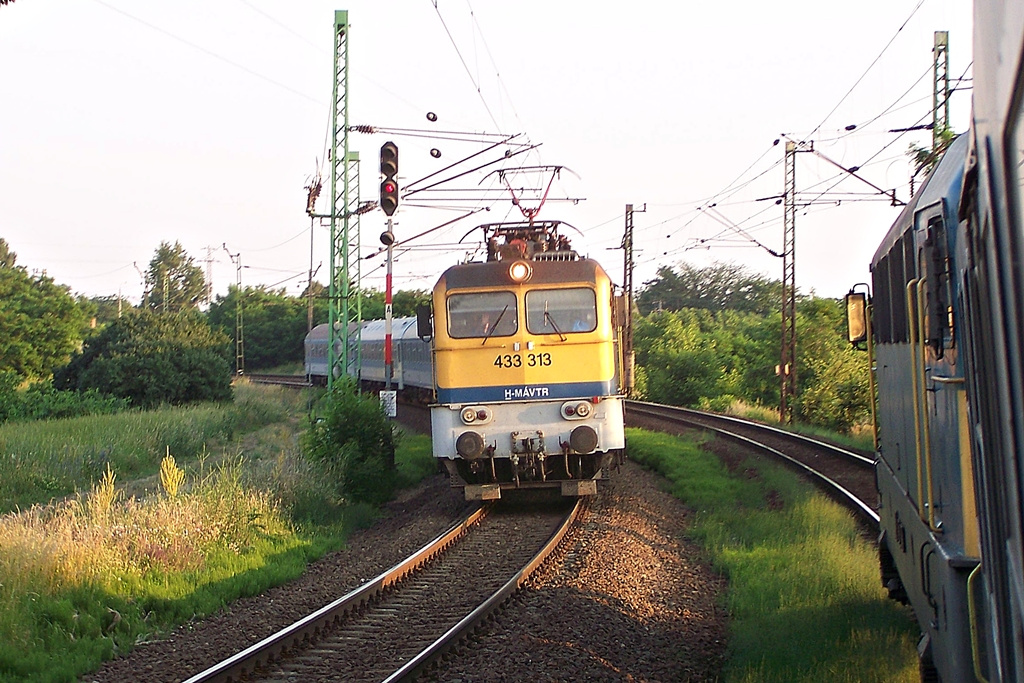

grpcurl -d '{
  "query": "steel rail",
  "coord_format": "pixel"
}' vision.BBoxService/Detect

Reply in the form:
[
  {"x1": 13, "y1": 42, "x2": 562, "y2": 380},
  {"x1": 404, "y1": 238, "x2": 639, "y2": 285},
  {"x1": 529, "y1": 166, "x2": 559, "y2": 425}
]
[
  {"x1": 629, "y1": 400, "x2": 875, "y2": 467},
  {"x1": 627, "y1": 400, "x2": 879, "y2": 529},
  {"x1": 243, "y1": 373, "x2": 312, "y2": 387},
  {"x1": 382, "y1": 497, "x2": 585, "y2": 683},
  {"x1": 181, "y1": 505, "x2": 489, "y2": 683}
]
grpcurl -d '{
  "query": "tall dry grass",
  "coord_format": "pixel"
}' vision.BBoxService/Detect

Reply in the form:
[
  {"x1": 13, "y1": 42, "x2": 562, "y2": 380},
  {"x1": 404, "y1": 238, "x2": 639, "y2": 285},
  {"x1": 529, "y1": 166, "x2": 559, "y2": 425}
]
[{"x1": 0, "y1": 456, "x2": 288, "y2": 605}]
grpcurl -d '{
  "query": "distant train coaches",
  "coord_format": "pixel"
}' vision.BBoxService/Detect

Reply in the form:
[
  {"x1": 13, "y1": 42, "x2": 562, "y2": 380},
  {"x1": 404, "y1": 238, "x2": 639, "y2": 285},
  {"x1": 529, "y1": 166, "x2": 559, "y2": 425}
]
[{"x1": 425, "y1": 222, "x2": 628, "y2": 499}]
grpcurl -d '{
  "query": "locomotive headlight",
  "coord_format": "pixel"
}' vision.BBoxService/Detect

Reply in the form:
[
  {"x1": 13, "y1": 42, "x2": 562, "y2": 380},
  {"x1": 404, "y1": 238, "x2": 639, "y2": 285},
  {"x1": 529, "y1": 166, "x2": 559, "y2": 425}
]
[
  {"x1": 508, "y1": 260, "x2": 533, "y2": 283},
  {"x1": 460, "y1": 406, "x2": 492, "y2": 424},
  {"x1": 561, "y1": 400, "x2": 592, "y2": 420}
]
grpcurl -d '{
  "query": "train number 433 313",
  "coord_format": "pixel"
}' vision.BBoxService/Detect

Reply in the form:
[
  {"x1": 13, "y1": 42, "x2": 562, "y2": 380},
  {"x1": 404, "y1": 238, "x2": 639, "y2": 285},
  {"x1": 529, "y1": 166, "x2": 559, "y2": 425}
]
[{"x1": 494, "y1": 353, "x2": 552, "y2": 368}]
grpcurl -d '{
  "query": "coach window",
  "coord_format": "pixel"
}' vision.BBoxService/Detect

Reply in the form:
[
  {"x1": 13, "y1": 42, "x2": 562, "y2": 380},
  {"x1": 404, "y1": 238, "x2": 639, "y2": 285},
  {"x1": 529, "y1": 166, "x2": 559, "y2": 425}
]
[
  {"x1": 525, "y1": 288, "x2": 598, "y2": 335},
  {"x1": 447, "y1": 291, "x2": 518, "y2": 338}
]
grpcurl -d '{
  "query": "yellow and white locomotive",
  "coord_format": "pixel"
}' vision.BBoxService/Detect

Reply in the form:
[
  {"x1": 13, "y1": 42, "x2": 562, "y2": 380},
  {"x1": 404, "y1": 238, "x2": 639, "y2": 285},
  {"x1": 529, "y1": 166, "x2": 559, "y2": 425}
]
[{"x1": 421, "y1": 221, "x2": 629, "y2": 499}]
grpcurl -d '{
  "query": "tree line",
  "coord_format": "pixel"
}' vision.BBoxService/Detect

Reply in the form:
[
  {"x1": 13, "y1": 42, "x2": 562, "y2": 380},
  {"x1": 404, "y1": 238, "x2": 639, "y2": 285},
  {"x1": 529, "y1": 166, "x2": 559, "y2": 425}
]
[
  {"x1": 1, "y1": 236, "x2": 870, "y2": 432},
  {"x1": 0, "y1": 238, "x2": 431, "y2": 418},
  {"x1": 634, "y1": 263, "x2": 871, "y2": 432}
]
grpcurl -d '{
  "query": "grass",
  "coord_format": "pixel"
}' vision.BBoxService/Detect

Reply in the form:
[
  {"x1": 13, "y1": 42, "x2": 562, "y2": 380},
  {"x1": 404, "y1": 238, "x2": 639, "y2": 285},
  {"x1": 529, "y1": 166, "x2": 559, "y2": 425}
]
[
  {"x1": 0, "y1": 383, "x2": 295, "y2": 513},
  {"x1": 719, "y1": 398, "x2": 876, "y2": 453},
  {"x1": 0, "y1": 385, "x2": 438, "y2": 683},
  {"x1": 626, "y1": 427, "x2": 918, "y2": 682}
]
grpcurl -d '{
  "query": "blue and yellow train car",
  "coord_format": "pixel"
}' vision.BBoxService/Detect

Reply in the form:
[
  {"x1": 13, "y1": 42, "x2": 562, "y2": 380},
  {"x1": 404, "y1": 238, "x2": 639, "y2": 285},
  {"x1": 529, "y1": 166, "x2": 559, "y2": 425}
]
[
  {"x1": 858, "y1": 133, "x2": 983, "y2": 681},
  {"x1": 425, "y1": 222, "x2": 628, "y2": 499}
]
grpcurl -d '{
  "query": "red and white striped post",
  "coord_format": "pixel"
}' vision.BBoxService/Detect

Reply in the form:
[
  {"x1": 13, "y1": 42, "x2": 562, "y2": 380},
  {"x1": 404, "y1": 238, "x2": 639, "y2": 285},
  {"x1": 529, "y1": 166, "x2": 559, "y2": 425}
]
[{"x1": 384, "y1": 219, "x2": 394, "y2": 391}]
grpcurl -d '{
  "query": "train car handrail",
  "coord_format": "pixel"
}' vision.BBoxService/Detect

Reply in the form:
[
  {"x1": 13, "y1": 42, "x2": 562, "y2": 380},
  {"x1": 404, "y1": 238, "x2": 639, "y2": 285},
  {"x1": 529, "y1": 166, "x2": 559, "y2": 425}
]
[
  {"x1": 916, "y1": 279, "x2": 941, "y2": 533},
  {"x1": 906, "y1": 278, "x2": 931, "y2": 528}
]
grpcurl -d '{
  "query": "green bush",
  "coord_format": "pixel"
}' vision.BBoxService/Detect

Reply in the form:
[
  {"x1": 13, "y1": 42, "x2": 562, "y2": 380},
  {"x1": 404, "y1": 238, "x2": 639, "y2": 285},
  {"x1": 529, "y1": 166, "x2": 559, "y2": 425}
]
[
  {"x1": 0, "y1": 373, "x2": 129, "y2": 425},
  {"x1": 302, "y1": 383, "x2": 397, "y2": 505},
  {"x1": 55, "y1": 310, "x2": 232, "y2": 408}
]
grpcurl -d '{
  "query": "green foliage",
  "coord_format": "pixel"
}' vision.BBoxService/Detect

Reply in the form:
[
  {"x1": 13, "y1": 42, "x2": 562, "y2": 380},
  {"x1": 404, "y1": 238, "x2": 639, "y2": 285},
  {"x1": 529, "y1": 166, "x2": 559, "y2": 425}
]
[
  {"x1": 208, "y1": 286, "x2": 313, "y2": 370},
  {"x1": 143, "y1": 241, "x2": 206, "y2": 312},
  {"x1": 0, "y1": 259, "x2": 86, "y2": 382},
  {"x1": 77, "y1": 294, "x2": 133, "y2": 330},
  {"x1": 637, "y1": 262, "x2": 780, "y2": 316},
  {"x1": 907, "y1": 125, "x2": 957, "y2": 178},
  {"x1": 626, "y1": 428, "x2": 917, "y2": 682},
  {"x1": 0, "y1": 381, "x2": 437, "y2": 682},
  {"x1": 392, "y1": 289, "x2": 432, "y2": 317},
  {"x1": 0, "y1": 386, "x2": 289, "y2": 513},
  {"x1": 55, "y1": 309, "x2": 232, "y2": 409},
  {"x1": 0, "y1": 377, "x2": 129, "y2": 424},
  {"x1": 790, "y1": 299, "x2": 872, "y2": 431},
  {"x1": 0, "y1": 238, "x2": 16, "y2": 268},
  {"x1": 359, "y1": 288, "x2": 431, "y2": 320},
  {"x1": 633, "y1": 263, "x2": 872, "y2": 432},
  {"x1": 394, "y1": 433, "x2": 438, "y2": 487},
  {"x1": 302, "y1": 382, "x2": 397, "y2": 505}
]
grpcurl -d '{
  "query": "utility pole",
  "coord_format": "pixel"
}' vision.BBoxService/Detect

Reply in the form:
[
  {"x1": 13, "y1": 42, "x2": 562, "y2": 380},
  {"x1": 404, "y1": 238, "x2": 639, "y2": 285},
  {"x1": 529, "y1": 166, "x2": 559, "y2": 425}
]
[
  {"x1": 202, "y1": 246, "x2": 215, "y2": 306},
  {"x1": 308, "y1": 216, "x2": 315, "y2": 332},
  {"x1": 780, "y1": 140, "x2": 812, "y2": 424},
  {"x1": 326, "y1": 10, "x2": 362, "y2": 390},
  {"x1": 223, "y1": 245, "x2": 244, "y2": 376},
  {"x1": 932, "y1": 30, "x2": 950, "y2": 152},
  {"x1": 622, "y1": 203, "x2": 645, "y2": 397}
]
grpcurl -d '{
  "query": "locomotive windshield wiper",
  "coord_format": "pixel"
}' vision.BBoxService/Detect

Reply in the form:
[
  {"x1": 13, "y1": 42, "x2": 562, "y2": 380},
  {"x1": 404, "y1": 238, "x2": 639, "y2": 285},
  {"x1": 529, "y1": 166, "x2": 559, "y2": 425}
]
[
  {"x1": 543, "y1": 309, "x2": 567, "y2": 342},
  {"x1": 481, "y1": 305, "x2": 509, "y2": 346}
]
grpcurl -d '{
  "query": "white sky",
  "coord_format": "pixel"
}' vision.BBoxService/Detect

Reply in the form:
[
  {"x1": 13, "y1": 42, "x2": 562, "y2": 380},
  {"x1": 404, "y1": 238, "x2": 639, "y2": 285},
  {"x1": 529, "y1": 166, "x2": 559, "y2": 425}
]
[{"x1": 0, "y1": 0, "x2": 972, "y2": 305}]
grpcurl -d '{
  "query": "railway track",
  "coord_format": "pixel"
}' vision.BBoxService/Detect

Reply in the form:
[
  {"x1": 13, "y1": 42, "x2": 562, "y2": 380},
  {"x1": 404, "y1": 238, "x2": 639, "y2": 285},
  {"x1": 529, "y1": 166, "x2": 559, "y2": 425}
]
[
  {"x1": 182, "y1": 499, "x2": 582, "y2": 683},
  {"x1": 241, "y1": 375, "x2": 878, "y2": 528},
  {"x1": 626, "y1": 400, "x2": 879, "y2": 530},
  {"x1": 243, "y1": 373, "x2": 312, "y2": 387}
]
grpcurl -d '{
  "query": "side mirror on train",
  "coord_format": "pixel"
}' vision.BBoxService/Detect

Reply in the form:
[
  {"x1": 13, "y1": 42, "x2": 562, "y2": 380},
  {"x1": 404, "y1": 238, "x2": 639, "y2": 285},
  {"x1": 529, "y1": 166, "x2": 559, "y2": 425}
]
[
  {"x1": 845, "y1": 290, "x2": 869, "y2": 349},
  {"x1": 416, "y1": 304, "x2": 433, "y2": 341}
]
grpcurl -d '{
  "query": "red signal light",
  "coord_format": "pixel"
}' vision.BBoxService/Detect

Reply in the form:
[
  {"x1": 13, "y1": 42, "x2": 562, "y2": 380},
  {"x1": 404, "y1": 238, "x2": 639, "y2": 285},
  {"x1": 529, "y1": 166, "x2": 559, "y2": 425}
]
[{"x1": 379, "y1": 141, "x2": 399, "y2": 216}]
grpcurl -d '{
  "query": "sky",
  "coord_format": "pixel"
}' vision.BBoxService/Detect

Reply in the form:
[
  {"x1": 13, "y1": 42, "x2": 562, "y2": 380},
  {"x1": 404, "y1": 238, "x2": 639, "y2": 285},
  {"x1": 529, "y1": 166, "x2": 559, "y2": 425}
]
[{"x1": 0, "y1": 0, "x2": 973, "y2": 306}]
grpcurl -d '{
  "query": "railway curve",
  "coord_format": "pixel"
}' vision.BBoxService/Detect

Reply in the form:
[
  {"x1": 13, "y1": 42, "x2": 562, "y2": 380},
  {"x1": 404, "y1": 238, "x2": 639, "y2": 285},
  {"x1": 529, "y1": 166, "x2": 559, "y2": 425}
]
[{"x1": 626, "y1": 400, "x2": 879, "y2": 531}]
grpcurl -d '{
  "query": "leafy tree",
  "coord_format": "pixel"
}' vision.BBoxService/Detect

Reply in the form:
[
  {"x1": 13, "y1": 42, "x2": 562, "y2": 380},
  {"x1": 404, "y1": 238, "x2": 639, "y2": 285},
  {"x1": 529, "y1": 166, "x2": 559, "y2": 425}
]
[
  {"x1": 632, "y1": 284, "x2": 871, "y2": 431},
  {"x1": 144, "y1": 241, "x2": 206, "y2": 312},
  {"x1": 791, "y1": 298, "x2": 871, "y2": 431},
  {"x1": 77, "y1": 294, "x2": 133, "y2": 329},
  {"x1": 208, "y1": 286, "x2": 308, "y2": 370},
  {"x1": 908, "y1": 125, "x2": 957, "y2": 180},
  {"x1": 55, "y1": 309, "x2": 232, "y2": 408},
  {"x1": 637, "y1": 262, "x2": 780, "y2": 316},
  {"x1": 0, "y1": 238, "x2": 16, "y2": 268},
  {"x1": 297, "y1": 280, "x2": 330, "y2": 331},
  {"x1": 0, "y1": 253, "x2": 86, "y2": 381},
  {"x1": 392, "y1": 289, "x2": 432, "y2": 317},
  {"x1": 360, "y1": 290, "x2": 386, "y2": 320}
]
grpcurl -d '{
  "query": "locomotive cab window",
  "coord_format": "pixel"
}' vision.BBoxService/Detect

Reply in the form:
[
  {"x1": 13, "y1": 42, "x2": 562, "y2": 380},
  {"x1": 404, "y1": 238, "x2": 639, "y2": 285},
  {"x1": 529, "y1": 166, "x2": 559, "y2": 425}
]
[
  {"x1": 447, "y1": 291, "x2": 518, "y2": 338},
  {"x1": 525, "y1": 288, "x2": 597, "y2": 335}
]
